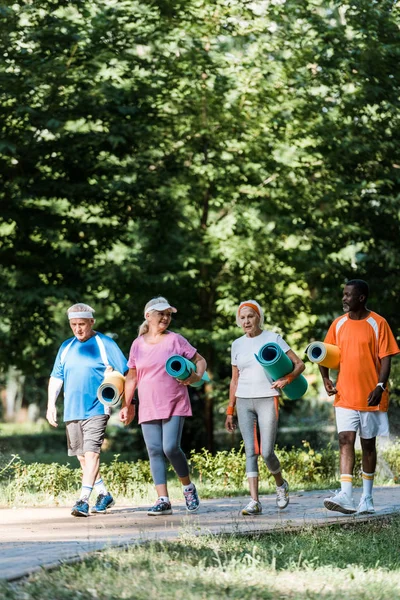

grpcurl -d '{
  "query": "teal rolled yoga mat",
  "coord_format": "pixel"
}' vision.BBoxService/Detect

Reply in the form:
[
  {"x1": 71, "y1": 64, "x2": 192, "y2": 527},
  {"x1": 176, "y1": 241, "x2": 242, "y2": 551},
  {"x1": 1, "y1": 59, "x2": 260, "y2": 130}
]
[
  {"x1": 254, "y1": 342, "x2": 308, "y2": 400},
  {"x1": 165, "y1": 355, "x2": 210, "y2": 388}
]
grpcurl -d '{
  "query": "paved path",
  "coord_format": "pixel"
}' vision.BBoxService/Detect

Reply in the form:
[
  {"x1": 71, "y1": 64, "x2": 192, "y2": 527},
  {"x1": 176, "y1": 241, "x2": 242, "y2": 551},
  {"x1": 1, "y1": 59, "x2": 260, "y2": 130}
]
[{"x1": 1, "y1": 486, "x2": 399, "y2": 581}]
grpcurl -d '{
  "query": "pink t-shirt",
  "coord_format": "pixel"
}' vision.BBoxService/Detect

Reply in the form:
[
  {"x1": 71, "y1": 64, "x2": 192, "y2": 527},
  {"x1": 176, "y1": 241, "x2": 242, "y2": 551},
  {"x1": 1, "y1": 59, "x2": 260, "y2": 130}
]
[{"x1": 127, "y1": 331, "x2": 197, "y2": 424}]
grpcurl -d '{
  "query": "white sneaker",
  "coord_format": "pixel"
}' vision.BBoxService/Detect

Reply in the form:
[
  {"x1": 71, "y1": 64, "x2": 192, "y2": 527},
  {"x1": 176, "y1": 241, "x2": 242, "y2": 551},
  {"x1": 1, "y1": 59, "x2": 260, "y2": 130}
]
[
  {"x1": 241, "y1": 499, "x2": 262, "y2": 515},
  {"x1": 324, "y1": 490, "x2": 356, "y2": 514},
  {"x1": 357, "y1": 494, "x2": 375, "y2": 515},
  {"x1": 276, "y1": 479, "x2": 289, "y2": 509}
]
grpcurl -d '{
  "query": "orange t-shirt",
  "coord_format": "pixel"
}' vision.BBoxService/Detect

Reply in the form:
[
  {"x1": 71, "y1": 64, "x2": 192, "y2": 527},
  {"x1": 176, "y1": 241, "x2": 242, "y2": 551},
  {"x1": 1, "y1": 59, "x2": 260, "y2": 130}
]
[{"x1": 324, "y1": 311, "x2": 400, "y2": 412}]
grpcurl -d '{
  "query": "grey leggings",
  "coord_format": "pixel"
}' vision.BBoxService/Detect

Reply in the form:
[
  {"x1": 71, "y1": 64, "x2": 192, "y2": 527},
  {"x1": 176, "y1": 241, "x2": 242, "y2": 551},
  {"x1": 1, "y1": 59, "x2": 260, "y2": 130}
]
[
  {"x1": 236, "y1": 397, "x2": 281, "y2": 477},
  {"x1": 141, "y1": 416, "x2": 189, "y2": 485}
]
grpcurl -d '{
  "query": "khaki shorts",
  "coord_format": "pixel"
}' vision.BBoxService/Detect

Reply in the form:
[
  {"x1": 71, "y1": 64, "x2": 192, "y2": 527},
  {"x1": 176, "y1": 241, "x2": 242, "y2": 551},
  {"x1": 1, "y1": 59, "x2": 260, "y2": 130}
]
[{"x1": 66, "y1": 415, "x2": 109, "y2": 456}]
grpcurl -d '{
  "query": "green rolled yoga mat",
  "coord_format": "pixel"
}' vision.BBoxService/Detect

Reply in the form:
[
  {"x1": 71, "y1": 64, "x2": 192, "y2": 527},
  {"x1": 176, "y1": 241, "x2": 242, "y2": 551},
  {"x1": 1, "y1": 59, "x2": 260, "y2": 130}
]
[
  {"x1": 254, "y1": 342, "x2": 308, "y2": 400},
  {"x1": 165, "y1": 355, "x2": 210, "y2": 388}
]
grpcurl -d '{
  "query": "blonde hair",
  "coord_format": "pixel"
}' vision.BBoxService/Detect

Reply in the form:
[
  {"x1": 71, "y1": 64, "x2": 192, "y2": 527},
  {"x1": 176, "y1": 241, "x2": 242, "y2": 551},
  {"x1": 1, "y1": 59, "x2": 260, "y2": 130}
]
[{"x1": 138, "y1": 296, "x2": 171, "y2": 336}]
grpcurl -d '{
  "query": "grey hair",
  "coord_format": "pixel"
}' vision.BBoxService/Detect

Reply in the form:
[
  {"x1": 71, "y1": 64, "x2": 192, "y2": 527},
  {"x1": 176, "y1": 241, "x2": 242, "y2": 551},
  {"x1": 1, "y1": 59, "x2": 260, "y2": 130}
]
[{"x1": 138, "y1": 296, "x2": 170, "y2": 336}]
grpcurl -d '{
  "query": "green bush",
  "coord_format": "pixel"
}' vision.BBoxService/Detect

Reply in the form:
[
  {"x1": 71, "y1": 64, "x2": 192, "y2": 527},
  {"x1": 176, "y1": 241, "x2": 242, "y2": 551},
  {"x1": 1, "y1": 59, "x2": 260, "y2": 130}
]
[
  {"x1": 2, "y1": 453, "x2": 153, "y2": 497},
  {"x1": 273, "y1": 441, "x2": 338, "y2": 484},
  {"x1": 13, "y1": 460, "x2": 81, "y2": 495},
  {"x1": 382, "y1": 442, "x2": 400, "y2": 482},
  {"x1": 1, "y1": 442, "x2": 399, "y2": 498},
  {"x1": 190, "y1": 441, "x2": 341, "y2": 487},
  {"x1": 189, "y1": 444, "x2": 246, "y2": 487},
  {"x1": 100, "y1": 454, "x2": 152, "y2": 495}
]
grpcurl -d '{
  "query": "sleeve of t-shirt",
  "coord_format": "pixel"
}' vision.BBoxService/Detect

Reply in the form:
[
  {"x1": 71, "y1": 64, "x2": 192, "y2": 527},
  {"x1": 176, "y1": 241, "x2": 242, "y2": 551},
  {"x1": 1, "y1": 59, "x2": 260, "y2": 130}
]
[
  {"x1": 104, "y1": 337, "x2": 128, "y2": 373},
  {"x1": 127, "y1": 339, "x2": 138, "y2": 369},
  {"x1": 50, "y1": 344, "x2": 65, "y2": 380},
  {"x1": 231, "y1": 340, "x2": 238, "y2": 366},
  {"x1": 275, "y1": 334, "x2": 291, "y2": 354},
  {"x1": 378, "y1": 320, "x2": 400, "y2": 359},
  {"x1": 324, "y1": 322, "x2": 337, "y2": 346},
  {"x1": 177, "y1": 334, "x2": 197, "y2": 360}
]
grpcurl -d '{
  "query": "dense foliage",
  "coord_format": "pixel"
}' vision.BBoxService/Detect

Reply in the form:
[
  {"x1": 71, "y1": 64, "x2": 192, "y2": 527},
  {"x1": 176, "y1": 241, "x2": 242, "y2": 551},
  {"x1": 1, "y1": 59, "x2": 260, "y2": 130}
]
[
  {"x1": 1, "y1": 0, "x2": 400, "y2": 441},
  {"x1": 2, "y1": 441, "x2": 399, "y2": 499}
]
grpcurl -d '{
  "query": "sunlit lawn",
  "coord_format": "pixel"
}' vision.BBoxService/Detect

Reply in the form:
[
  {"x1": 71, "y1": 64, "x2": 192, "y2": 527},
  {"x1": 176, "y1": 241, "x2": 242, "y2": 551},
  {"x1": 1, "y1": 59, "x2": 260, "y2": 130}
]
[{"x1": 1, "y1": 517, "x2": 400, "y2": 599}]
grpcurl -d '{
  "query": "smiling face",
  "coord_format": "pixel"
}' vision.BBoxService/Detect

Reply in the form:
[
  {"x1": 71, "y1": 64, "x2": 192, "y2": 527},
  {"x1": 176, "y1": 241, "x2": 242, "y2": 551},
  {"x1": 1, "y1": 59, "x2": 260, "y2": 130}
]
[
  {"x1": 69, "y1": 318, "x2": 95, "y2": 342},
  {"x1": 146, "y1": 309, "x2": 172, "y2": 333},
  {"x1": 239, "y1": 307, "x2": 261, "y2": 336},
  {"x1": 342, "y1": 284, "x2": 365, "y2": 313}
]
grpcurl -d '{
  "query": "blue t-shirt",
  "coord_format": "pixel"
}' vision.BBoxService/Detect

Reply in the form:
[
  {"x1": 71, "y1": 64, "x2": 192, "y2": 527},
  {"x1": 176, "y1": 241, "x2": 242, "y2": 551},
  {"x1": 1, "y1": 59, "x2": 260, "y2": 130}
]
[{"x1": 51, "y1": 332, "x2": 128, "y2": 422}]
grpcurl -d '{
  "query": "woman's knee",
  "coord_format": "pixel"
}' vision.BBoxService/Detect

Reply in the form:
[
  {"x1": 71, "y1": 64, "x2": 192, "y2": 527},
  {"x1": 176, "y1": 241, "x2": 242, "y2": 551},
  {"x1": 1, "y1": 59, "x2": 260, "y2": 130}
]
[
  {"x1": 146, "y1": 441, "x2": 163, "y2": 459},
  {"x1": 262, "y1": 450, "x2": 280, "y2": 472},
  {"x1": 163, "y1": 442, "x2": 183, "y2": 461}
]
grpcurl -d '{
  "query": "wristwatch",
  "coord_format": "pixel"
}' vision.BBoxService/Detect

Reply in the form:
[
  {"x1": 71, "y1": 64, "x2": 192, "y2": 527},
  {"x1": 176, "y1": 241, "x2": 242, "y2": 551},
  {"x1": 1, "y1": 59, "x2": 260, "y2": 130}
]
[{"x1": 376, "y1": 382, "x2": 386, "y2": 391}]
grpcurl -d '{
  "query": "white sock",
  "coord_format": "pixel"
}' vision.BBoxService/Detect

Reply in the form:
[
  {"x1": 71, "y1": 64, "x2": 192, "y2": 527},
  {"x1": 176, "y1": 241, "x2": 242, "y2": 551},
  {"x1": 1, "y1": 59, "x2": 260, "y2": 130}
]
[
  {"x1": 94, "y1": 478, "x2": 108, "y2": 496},
  {"x1": 183, "y1": 483, "x2": 195, "y2": 493},
  {"x1": 340, "y1": 474, "x2": 353, "y2": 497},
  {"x1": 158, "y1": 496, "x2": 170, "y2": 503},
  {"x1": 79, "y1": 485, "x2": 93, "y2": 501},
  {"x1": 362, "y1": 472, "x2": 375, "y2": 497}
]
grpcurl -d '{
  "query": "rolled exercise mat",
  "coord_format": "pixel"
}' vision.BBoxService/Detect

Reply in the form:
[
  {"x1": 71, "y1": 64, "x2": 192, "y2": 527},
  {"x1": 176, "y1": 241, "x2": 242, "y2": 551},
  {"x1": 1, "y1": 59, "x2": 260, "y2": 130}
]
[
  {"x1": 254, "y1": 342, "x2": 308, "y2": 400},
  {"x1": 97, "y1": 370, "x2": 126, "y2": 408},
  {"x1": 165, "y1": 355, "x2": 210, "y2": 389},
  {"x1": 306, "y1": 342, "x2": 340, "y2": 370}
]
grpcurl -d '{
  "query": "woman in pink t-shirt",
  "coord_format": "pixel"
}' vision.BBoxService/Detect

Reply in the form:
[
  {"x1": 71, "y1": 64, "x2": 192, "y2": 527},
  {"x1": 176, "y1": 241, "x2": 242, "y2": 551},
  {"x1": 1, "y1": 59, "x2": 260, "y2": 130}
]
[{"x1": 120, "y1": 296, "x2": 207, "y2": 516}]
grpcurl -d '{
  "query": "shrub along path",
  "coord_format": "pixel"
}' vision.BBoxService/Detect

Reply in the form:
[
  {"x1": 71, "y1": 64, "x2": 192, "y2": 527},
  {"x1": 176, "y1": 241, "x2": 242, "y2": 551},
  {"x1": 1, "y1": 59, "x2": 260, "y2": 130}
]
[{"x1": 1, "y1": 486, "x2": 399, "y2": 581}]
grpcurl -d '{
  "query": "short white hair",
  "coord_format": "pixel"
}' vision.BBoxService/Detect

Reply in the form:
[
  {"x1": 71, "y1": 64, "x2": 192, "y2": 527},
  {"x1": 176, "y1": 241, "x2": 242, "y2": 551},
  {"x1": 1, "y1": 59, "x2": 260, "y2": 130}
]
[{"x1": 236, "y1": 299, "x2": 264, "y2": 328}]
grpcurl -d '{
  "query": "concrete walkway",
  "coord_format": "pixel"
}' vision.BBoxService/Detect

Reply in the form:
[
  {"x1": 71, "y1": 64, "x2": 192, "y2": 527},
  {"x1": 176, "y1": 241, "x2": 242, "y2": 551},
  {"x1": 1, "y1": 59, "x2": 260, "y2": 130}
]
[{"x1": 1, "y1": 486, "x2": 399, "y2": 581}]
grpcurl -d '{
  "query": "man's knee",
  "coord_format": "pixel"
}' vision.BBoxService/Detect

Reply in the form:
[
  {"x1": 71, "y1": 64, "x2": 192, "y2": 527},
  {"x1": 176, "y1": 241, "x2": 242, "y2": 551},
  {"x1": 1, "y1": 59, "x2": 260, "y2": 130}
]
[
  {"x1": 338, "y1": 431, "x2": 356, "y2": 447},
  {"x1": 84, "y1": 450, "x2": 99, "y2": 460},
  {"x1": 360, "y1": 437, "x2": 376, "y2": 452}
]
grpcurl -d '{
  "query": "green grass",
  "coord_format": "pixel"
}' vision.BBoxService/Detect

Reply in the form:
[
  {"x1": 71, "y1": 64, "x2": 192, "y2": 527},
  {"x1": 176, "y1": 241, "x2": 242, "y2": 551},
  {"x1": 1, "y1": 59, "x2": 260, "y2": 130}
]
[{"x1": 1, "y1": 517, "x2": 400, "y2": 599}]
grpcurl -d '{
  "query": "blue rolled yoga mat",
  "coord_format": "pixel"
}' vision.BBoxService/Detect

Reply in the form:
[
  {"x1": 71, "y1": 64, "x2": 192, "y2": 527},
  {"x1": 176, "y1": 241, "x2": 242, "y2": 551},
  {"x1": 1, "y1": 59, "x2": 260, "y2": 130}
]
[
  {"x1": 254, "y1": 342, "x2": 308, "y2": 400},
  {"x1": 165, "y1": 355, "x2": 210, "y2": 388}
]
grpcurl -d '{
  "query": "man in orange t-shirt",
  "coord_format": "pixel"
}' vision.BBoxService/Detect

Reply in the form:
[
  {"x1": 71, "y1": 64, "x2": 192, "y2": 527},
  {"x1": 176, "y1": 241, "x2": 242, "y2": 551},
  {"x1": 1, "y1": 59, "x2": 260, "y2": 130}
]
[{"x1": 319, "y1": 279, "x2": 399, "y2": 515}]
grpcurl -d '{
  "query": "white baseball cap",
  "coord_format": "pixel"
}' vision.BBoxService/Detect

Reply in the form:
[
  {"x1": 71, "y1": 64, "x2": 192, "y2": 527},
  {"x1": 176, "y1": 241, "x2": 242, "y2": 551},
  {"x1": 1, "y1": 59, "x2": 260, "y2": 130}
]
[{"x1": 145, "y1": 302, "x2": 177, "y2": 317}]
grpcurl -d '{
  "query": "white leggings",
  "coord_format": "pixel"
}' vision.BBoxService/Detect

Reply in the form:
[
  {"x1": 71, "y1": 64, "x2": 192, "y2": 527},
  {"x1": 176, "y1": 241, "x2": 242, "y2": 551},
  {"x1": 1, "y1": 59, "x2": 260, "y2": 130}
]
[{"x1": 236, "y1": 396, "x2": 281, "y2": 477}]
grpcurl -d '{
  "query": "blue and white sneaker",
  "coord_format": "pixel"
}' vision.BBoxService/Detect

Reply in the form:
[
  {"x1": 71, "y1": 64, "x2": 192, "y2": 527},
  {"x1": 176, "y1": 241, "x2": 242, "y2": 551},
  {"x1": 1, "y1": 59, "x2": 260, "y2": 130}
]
[
  {"x1": 183, "y1": 484, "x2": 200, "y2": 513},
  {"x1": 91, "y1": 492, "x2": 115, "y2": 514},
  {"x1": 147, "y1": 499, "x2": 173, "y2": 516},
  {"x1": 71, "y1": 498, "x2": 89, "y2": 517}
]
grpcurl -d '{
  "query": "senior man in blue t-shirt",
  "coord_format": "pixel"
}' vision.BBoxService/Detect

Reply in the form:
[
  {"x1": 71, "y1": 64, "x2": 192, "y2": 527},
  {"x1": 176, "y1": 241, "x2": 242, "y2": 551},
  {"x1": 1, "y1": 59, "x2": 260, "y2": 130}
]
[{"x1": 47, "y1": 303, "x2": 128, "y2": 517}]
